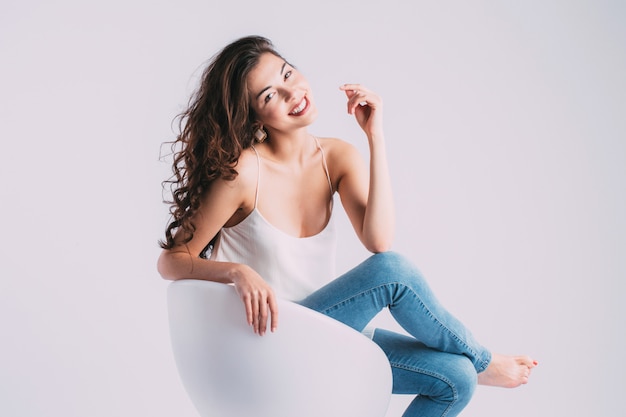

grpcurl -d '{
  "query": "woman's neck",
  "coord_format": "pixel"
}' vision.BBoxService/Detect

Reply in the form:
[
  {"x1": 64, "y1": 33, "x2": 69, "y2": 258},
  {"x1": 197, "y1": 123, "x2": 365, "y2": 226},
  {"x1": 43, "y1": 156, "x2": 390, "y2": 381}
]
[{"x1": 260, "y1": 129, "x2": 317, "y2": 165}]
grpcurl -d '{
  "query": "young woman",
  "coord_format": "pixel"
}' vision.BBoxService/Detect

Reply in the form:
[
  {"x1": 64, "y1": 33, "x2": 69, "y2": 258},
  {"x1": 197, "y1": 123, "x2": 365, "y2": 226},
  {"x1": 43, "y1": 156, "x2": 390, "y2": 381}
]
[{"x1": 158, "y1": 35, "x2": 537, "y2": 417}]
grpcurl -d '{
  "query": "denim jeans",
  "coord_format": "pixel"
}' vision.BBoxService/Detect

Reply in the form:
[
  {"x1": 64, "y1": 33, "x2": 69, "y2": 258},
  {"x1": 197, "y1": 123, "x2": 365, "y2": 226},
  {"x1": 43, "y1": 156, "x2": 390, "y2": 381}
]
[{"x1": 298, "y1": 251, "x2": 491, "y2": 417}]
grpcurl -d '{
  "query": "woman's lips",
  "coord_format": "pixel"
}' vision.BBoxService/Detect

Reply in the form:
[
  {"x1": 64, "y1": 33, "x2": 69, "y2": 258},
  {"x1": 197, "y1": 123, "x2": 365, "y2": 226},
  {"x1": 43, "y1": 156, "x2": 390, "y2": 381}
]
[{"x1": 289, "y1": 97, "x2": 309, "y2": 116}]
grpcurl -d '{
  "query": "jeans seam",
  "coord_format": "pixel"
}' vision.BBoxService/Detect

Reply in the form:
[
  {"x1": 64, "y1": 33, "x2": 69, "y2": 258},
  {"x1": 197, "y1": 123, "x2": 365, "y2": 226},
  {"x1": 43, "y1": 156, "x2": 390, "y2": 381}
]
[
  {"x1": 318, "y1": 283, "x2": 392, "y2": 315},
  {"x1": 390, "y1": 361, "x2": 458, "y2": 417},
  {"x1": 399, "y1": 284, "x2": 487, "y2": 370},
  {"x1": 320, "y1": 282, "x2": 490, "y2": 372}
]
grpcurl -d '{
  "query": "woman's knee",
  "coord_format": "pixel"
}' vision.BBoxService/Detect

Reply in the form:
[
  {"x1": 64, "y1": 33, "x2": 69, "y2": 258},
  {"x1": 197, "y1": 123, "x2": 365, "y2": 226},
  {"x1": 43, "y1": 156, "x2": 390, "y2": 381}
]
[
  {"x1": 366, "y1": 251, "x2": 427, "y2": 288},
  {"x1": 421, "y1": 357, "x2": 477, "y2": 411},
  {"x1": 370, "y1": 251, "x2": 408, "y2": 266},
  {"x1": 368, "y1": 251, "x2": 419, "y2": 276},
  {"x1": 391, "y1": 356, "x2": 476, "y2": 415},
  {"x1": 446, "y1": 357, "x2": 478, "y2": 406},
  {"x1": 374, "y1": 329, "x2": 476, "y2": 401}
]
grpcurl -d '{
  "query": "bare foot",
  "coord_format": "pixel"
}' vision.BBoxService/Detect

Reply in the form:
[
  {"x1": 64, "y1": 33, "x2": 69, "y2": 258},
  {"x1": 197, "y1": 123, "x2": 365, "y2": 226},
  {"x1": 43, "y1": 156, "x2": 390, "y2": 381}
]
[{"x1": 477, "y1": 353, "x2": 538, "y2": 388}]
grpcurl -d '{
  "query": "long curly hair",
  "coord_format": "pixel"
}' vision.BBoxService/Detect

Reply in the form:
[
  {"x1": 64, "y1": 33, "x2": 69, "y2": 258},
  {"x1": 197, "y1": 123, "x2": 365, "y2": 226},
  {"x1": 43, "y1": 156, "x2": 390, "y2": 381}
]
[{"x1": 160, "y1": 36, "x2": 283, "y2": 249}]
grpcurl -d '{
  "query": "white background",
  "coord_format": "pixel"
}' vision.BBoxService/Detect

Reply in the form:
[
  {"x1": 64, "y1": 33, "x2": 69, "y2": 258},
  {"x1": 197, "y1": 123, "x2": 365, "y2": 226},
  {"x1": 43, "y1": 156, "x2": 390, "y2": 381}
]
[{"x1": 1, "y1": 1, "x2": 624, "y2": 416}]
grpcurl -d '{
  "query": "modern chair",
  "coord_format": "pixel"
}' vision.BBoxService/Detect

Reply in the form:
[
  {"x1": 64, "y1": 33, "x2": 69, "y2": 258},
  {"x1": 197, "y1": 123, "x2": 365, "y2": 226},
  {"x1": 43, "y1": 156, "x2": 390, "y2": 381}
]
[{"x1": 167, "y1": 279, "x2": 392, "y2": 417}]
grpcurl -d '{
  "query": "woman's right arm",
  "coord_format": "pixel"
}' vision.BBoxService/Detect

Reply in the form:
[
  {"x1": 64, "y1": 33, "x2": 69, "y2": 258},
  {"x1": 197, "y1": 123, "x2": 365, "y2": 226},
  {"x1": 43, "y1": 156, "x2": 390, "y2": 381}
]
[{"x1": 157, "y1": 152, "x2": 278, "y2": 335}]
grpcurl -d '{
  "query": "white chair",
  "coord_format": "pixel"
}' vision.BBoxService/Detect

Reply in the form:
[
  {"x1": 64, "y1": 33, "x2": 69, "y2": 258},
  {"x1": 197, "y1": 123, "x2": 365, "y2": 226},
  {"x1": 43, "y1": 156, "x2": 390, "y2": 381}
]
[{"x1": 167, "y1": 279, "x2": 392, "y2": 417}]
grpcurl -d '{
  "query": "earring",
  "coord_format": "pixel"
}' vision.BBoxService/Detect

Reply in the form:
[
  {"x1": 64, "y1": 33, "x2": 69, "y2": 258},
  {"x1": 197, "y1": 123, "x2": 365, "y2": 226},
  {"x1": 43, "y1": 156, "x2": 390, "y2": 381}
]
[{"x1": 254, "y1": 127, "x2": 267, "y2": 143}]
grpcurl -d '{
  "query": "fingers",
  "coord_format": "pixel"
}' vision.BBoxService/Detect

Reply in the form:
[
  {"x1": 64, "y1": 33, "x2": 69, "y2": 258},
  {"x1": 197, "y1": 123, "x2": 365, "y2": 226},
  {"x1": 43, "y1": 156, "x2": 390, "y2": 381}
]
[
  {"x1": 242, "y1": 288, "x2": 277, "y2": 336},
  {"x1": 339, "y1": 84, "x2": 380, "y2": 115},
  {"x1": 268, "y1": 294, "x2": 279, "y2": 333},
  {"x1": 232, "y1": 266, "x2": 278, "y2": 336},
  {"x1": 243, "y1": 293, "x2": 254, "y2": 328},
  {"x1": 253, "y1": 291, "x2": 268, "y2": 335},
  {"x1": 340, "y1": 83, "x2": 365, "y2": 95}
]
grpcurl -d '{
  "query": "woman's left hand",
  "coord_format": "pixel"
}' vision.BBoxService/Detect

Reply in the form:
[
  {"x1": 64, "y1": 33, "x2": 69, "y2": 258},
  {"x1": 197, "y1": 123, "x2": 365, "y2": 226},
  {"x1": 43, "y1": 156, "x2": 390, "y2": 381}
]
[{"x1": 340, "y1": 84, "x2": 384, "y2": 139}]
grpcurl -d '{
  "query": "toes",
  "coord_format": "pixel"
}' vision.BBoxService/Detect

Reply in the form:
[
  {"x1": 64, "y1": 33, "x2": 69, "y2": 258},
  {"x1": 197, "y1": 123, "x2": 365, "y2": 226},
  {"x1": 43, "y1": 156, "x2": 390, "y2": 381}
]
[{"x1": 518, "y1": 355, "x2": 537, "y2": 368}]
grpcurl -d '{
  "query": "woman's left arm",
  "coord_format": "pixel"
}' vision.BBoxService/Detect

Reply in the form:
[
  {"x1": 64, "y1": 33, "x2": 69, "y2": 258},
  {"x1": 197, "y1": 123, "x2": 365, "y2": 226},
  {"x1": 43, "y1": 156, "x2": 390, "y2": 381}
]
[{"x1": 336, "y1": 84, "x2": 395, "y2": 252}]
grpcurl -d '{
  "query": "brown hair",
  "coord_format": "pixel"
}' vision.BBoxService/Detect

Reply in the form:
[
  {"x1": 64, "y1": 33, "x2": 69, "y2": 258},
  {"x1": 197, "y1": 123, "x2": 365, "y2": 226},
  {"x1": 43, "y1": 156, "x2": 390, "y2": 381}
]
[{"x1": 160, "y1": 36, "x2": 283, "y2": 249}]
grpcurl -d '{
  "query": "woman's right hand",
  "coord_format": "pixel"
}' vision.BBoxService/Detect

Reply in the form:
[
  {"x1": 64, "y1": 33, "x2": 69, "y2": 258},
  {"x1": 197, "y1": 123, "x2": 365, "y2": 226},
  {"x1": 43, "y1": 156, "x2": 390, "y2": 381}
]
[{"x1": 230, "y1": 264, "x2": 278, "y2": 336}]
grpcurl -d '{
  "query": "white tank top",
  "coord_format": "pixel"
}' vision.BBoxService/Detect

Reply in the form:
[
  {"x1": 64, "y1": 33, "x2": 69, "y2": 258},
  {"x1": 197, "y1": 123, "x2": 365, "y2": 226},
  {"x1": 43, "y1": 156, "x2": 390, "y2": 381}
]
[{"x1": 210, "y1": 137, "x2": 337, "y2": 301}]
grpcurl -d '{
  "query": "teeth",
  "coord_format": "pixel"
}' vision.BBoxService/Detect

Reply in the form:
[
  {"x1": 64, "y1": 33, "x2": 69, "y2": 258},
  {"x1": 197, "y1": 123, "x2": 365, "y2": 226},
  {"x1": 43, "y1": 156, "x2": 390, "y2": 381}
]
[{"x1": 290, "y1": 98, "x2": 307, "y2": 114}]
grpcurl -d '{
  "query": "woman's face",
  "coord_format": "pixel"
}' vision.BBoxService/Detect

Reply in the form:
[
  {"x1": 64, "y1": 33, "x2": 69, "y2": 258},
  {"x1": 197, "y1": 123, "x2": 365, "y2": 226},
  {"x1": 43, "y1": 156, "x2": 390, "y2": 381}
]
[{"x1": 247, "y1": 52, "x2": 317, "y2": 134}]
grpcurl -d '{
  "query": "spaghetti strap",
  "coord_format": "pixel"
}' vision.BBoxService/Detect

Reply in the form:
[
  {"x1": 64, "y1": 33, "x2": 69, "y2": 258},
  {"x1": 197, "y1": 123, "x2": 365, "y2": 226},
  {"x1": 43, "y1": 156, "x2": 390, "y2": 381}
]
[
  {"x1": 312, "y1": 136, "x2": 334, "y2": 196},
  {"x1": 250, "y1": 145, "x2": 261, "y2": 209}
]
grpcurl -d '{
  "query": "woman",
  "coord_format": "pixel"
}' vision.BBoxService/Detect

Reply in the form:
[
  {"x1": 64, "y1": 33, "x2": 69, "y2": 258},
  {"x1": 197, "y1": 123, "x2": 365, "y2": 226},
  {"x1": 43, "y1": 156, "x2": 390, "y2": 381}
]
[{"x1": 158, "y1": 35, "x2": 536, "y2": 416}]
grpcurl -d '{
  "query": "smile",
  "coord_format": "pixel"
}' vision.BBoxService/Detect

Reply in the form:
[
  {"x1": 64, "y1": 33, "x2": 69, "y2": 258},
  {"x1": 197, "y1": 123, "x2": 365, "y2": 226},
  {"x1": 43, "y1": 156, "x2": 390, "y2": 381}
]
[{"x1": 289, "y1": 97, "x2": 309, "y2": 116}]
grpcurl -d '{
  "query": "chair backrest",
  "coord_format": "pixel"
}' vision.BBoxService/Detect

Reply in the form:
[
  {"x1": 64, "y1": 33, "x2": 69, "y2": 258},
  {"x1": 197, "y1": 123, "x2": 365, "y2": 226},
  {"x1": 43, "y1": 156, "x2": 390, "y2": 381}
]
[{"x1": 167, "y1": 279, "x2": 392, "y2": 417}]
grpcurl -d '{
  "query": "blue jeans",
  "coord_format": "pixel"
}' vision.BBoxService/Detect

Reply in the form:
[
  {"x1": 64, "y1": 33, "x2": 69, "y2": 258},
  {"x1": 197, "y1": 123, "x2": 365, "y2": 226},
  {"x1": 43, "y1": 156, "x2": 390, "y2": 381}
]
[{"x1": 298, "y1": 252, "x2": 491, "y2": 417}]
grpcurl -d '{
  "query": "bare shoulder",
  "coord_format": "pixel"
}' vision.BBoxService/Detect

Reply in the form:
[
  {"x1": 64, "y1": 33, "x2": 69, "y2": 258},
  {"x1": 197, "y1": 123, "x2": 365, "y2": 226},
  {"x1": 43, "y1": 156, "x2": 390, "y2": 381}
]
[
  {"x1": 211, "y1": 149, "x2": 258, "y2": 200},
  {"x1": 318, "y1": 137, "x2": 365, "y2": 172},
  {"x1": 319, "y1": 136, "x2": 362, "y2": 160},
  {"x1": 317, "y1": 137, "x2": 366, "y2": 193},
  {"x1": 217, "y1": 147, "x2": 259, "y2": 221},
  {"x1": 198, "y1": 147, "x2": 258, "y2": 215},
  {"x1": 232, "y1": 147, "x2": 260, "y2": 188}
]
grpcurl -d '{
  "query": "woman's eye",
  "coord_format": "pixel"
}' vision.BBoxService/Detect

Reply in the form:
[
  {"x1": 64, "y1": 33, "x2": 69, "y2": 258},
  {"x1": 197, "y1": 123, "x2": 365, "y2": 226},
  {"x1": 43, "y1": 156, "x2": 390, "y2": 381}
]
[
  {"x1": 264, "y1": 92, "x2": 275, "y2": 103},
  {"x1": 284, "y1": 70, "x2": 292, "y2": 80}
]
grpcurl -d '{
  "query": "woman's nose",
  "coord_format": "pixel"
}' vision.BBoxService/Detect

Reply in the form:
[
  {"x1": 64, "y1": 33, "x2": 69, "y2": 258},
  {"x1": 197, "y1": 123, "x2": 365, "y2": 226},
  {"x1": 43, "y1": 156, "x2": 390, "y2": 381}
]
[{"x1": 281, "y1": 85, "x2": 298, "y2": 102}]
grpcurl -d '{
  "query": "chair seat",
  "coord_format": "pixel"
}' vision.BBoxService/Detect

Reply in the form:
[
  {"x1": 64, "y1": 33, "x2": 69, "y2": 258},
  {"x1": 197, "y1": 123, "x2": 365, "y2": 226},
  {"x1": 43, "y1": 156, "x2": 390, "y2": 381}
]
[{"x1": 167, "y1": 279, "x2": 392, "y2": 417}]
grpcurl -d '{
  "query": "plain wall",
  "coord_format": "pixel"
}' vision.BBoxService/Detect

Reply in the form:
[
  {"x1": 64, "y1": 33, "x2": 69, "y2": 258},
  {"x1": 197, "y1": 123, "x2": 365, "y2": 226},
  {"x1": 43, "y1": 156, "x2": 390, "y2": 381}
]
[{"x1": 1, "y1": 1, "x2": 624, "y2": 416}]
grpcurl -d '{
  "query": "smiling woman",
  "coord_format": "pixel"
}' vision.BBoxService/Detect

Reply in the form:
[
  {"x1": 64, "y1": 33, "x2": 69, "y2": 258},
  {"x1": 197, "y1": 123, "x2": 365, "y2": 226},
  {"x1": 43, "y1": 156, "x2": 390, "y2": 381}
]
[
  {"x1": 157, "y1": 35, "x2": 537, "y2": 417},
  {"x1": 248, "y1": 53, "x2": 317, "y2": 130}
]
